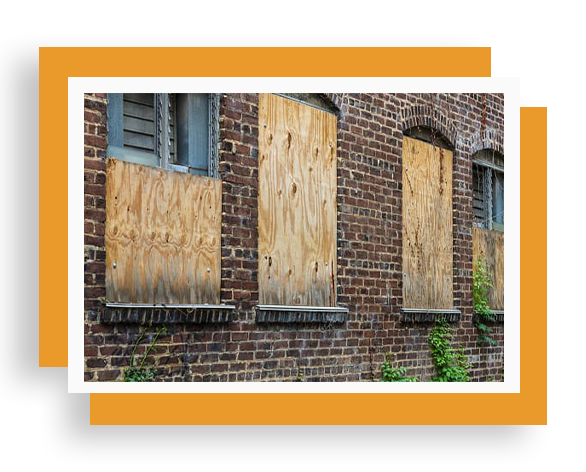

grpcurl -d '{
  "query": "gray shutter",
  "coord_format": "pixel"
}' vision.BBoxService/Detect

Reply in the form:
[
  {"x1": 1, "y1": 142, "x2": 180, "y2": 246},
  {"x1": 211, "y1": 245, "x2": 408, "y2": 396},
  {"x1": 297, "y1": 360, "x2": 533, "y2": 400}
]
[
  {"x1": 169, "y1": 93, "x2": 177, "y2": 163},
  {"x1": 122, "y1": 94, "x2": 156, "y2": 153},
  {"x1": 472, "y1": 164, "x2": 485, "y2": 224},
  {"x1": 107, "y1": 93, "x2": 159, "y2": 167}
]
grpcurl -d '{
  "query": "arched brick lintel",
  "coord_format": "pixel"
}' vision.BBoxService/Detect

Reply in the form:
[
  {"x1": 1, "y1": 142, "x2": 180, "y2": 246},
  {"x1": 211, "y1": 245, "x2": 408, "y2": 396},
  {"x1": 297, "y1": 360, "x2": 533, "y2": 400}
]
[
  {"x1": 401, "y1": 105, "x2": 458, "y2": 149},
  {"x1": 469, "y1": 127, "x2": 505, "y2": 156}
]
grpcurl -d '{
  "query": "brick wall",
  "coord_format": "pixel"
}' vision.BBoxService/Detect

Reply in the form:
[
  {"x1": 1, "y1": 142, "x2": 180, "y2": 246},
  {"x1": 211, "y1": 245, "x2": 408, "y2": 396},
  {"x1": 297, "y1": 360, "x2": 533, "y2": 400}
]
[
  {"x1": 84, "y1": 93, "x2": 108, "y2": 380},
  {"x1": 84, "y1": 92, "x2": 505, "y2": 382}
]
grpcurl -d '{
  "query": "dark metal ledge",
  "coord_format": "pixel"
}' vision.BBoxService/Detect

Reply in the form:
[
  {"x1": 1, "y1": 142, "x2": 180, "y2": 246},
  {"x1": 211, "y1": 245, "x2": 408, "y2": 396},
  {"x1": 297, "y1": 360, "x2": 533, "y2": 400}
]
[
  {"x1": 255, "y1": 305, "x2": 348, "y2": 324},
  {"x1": 102, "y1": 303, "x2": 235, "y2": 324},
  {"x1": 400, "y1": 307, "x2": 461, "y2": 323},
  {"x1": 473, "y1": 310, "x2": 504, "y2": 323}
]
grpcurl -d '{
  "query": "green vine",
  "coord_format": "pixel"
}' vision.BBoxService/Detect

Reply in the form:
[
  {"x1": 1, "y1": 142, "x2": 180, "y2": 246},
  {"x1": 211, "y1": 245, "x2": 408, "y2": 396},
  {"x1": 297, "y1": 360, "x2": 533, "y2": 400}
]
[
  {"x1": 428, "y1": 318, "x2": 471, "y2": 382},
  {"x1": 380, "y1": 353, "x2": 419, "y2": 382},
  {"x1": 123, "y1": 325, "x2": 167, "y2": 382},
  {"x1": 473, "y1": 256, "x2": 497, "y2": 346},
  {"x1": 295, "y1": 364, "x2": 306, "y2": 382}
]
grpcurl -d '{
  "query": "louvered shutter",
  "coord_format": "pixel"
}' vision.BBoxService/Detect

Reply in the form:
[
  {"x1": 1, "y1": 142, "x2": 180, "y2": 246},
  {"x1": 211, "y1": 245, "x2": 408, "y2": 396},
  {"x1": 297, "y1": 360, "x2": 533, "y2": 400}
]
[
  {"x1": 122, "y1": 93, "x2": 156, "y2": 153},
  {"x1": 107, "y1": 93, "x2": 159, "y2": 167},
  {"x1": 473, "y1": 163, "x2": 486, "y2": 224}
]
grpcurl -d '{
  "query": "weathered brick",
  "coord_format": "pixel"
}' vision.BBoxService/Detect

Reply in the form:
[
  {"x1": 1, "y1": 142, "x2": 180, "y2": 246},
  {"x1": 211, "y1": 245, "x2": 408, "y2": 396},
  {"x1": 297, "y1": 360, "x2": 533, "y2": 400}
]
[{"x1": 84, "y1": 93, "x2": 505, "y2": 382}]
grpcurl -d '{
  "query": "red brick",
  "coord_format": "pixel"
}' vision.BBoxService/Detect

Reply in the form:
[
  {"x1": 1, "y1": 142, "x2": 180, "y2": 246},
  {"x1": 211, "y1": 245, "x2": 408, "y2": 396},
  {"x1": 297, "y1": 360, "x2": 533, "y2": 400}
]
[{"x1": 83, "y1": 93, "x2": 505, "y2": 383}]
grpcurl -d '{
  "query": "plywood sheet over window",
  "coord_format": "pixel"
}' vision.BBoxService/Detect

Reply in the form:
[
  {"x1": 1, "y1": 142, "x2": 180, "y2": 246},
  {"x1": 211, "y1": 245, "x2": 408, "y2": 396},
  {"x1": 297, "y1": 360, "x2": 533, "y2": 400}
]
[
  {"x1": 402, "y1": 136, "x2": 453, "y2": 309},
  {"x1": 258, "y1": 93, "x2": 337, "y2": 306},
  {"x1": 473, "y1": 227, "x2": 504, "y2": 311},
  {"x1": 105, "y1": 158, "x2": 221, "y2": 304}
]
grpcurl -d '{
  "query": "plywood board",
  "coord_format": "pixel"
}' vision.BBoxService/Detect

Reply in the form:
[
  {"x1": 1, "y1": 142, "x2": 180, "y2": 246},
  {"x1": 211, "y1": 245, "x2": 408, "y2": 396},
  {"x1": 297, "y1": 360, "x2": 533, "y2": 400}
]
[
  {"x1": 402, "y1": 136, "x2": 453, "y2": 309},
  {"x1": 473, "y1": 227, "x2": 504, "y2": 310},
  {"x1": 258, "y1": 93, "x2": 338, "y2": 306},
  {"x1": 105, "y1": 159, "x2": 221, "y2": 304}
]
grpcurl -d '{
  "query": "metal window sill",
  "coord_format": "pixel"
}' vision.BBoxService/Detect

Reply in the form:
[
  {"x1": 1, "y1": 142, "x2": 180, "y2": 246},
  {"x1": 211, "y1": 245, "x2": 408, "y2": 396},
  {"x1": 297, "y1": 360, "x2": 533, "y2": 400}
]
[
  {"x1": 255, "y1": 305, "x2": 349, "y2": 324},
  {"x1": 101, "y1": 303, "x2": 235, "y2": 324},
  {"x1": 400, "y1": 307, "x2": 461, "y2": 323}
]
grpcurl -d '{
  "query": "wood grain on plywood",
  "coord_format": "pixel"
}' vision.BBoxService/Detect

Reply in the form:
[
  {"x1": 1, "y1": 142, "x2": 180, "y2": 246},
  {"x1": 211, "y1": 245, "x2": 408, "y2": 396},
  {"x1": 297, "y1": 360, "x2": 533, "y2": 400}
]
[
  {"x1": 473, "y1": 227, "x2": 504, "y2": 311},
  {"x1": 105, "y1": 158, "x2": 221, "y2": 304},
  {"x1": 258, "y1": 94, "x2": 337, "y2": 306},
  {"x1": 402, "y1": 136, "x2": 453, "y2": 309}
]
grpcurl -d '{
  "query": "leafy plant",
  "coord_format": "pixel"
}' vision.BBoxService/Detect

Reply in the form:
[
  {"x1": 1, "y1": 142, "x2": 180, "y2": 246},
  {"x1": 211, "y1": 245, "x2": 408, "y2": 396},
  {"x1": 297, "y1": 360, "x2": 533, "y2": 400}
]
[
  {"x1": 428, "y1": 318, "x2": 471, "y2": 382},
  {"x1": 473, "y1": 256, "x2": 497, "y2": 346},
  {"x1": 124, "y1": 366, "x2": 156, "y2": 382},
  {"x1": 123, "y1": 325, "x2": 167, "y2": 382},
  {"x1": 295, "y1": 365, "x2": 306, "y2": 382},
  {"x1": 380, "y1": 353, "x2": 419, "y2": 382}
]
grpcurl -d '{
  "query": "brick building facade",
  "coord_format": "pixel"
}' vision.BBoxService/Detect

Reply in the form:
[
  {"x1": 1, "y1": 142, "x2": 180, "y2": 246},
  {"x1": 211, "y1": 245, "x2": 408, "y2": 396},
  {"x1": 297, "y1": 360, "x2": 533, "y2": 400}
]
[{"x1": 84, "y1": 92, "x2": 505, "y2": 382}]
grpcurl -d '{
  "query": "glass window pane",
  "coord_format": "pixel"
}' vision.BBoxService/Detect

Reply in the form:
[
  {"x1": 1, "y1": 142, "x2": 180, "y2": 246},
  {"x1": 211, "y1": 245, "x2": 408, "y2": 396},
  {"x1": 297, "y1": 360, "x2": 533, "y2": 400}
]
[
  {"x1": 176, "y1": 93, "x2": 209, "y2": 175},
  {"x1": 492, "y1": 171, "x2": 504, "y2": 225}
]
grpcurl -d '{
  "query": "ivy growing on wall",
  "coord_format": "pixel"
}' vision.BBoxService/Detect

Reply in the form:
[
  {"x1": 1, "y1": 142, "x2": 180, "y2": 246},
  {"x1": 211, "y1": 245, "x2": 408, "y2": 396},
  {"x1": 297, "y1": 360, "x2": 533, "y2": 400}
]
[
  {"x1": 380, "y1": 353, "x2": 419, "y2": 382},
  {"x1": 428, "y1": 318, "x2": 471, "y2": 382},
  {"x1": 473, "y1": 256, "x2": 497, "y2": 346},
  {"x1": 124, "y1": 325, "x2": 167, "y2": 382}
]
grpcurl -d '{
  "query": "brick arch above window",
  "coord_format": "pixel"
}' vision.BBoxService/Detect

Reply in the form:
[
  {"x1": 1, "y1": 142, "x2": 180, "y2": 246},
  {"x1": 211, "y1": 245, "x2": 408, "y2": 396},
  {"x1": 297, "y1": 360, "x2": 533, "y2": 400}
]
[
  {"x1": 323, "y1": 93, "x2": 347, "y2": 115},
  {"x1": 469, "y1": 127, "x2": 504, "y2": 156},
  {"x1": 401, "y1": 105, "x2": 458, "y2": 149}
]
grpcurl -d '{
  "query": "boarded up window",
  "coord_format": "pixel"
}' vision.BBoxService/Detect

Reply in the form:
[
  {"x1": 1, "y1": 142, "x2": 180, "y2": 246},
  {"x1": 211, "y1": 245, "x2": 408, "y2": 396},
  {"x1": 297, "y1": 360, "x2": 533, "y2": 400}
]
[
  {"x1": 473, "y1": 227, "x2": 504, "y2": 311},
  {"x1": 402, "y1": 136, "x2": 453, "y2": 309},
  {"x1": 258, "y1": 93, "x2": 337, "y2": 306},
  {"x1": 105, "y1": 158, "x2": 222, "y2": 304}
]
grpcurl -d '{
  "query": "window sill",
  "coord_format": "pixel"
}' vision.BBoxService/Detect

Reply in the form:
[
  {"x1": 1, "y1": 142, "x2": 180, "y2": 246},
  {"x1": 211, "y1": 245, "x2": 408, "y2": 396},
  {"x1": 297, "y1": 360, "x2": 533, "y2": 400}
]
[
  {"x1": 255, "y1": 305, "x2": 348, "y2": 324},
  {"x1": 101, "y1": 303, "x2": 235, "y2": 324},
  {"x1": 473, "y1": 310, "x2": 504, "y2": 323},
  {"x1": 400, "y1": 308, "x2": 461, "y2": 323},
  {"x1": 473, "y1": 222, "x2": 504, "y2": 233}
]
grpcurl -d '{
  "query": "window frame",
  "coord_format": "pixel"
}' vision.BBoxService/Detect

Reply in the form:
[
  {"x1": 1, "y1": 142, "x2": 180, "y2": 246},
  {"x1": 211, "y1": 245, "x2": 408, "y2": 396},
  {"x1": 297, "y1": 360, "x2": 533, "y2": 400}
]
[
  {"x1": 472, "y1": 149, "x2": 504, "y2": 232},
  {"x1": 107, "y1": 92, "x2": 220, "y2": 178}
]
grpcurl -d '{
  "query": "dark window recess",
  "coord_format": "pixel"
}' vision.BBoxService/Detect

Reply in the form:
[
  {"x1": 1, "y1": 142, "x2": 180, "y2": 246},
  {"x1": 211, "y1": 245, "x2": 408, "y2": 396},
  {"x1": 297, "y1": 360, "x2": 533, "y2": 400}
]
[
  {"x1": 403, "y1": 125, "x2": 453, "y2": 150},
  {"x1": 276, "y1": 93, "x2": 339, "y2": 115},
  {"x1": 472, "y1": 149, "x2": 504, "y2": 231}
]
